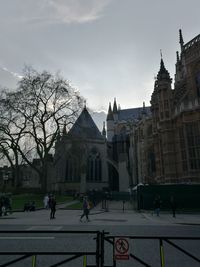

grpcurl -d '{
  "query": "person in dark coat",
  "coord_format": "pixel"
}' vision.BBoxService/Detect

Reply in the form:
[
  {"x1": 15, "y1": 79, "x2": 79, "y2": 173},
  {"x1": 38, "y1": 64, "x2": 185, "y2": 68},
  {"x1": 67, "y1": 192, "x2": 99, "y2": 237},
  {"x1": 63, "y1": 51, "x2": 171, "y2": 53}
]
[
  {"x1": 80, "y1": 196, "x2": 90, "y2": 222},
  {"x1": 170, "y1": 195, "x2": 176, "y2": 218},
  {"x1": 154, "y1": 195, "x2": 161, "y2": 216},
  {"x1": 49, "y1": 196, "x2": 56, "y2": 219}
]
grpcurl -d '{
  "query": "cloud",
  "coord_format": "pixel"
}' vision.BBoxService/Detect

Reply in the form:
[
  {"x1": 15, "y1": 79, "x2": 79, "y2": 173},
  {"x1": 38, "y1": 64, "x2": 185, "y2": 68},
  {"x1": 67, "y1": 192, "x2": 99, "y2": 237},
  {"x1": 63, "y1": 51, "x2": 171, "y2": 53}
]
[
  {"x1": 1, "y1": 0, "x2": 112, "y2": 25},
  {"x1": 0, "y1": 66, "x2": 21, "y2": 89},
  {"x1": 1, "y1": 67, "x2": 23, "y2": 80},
  {"x1": 48, "y1": 0, "x2": 112, "y2": 24}
]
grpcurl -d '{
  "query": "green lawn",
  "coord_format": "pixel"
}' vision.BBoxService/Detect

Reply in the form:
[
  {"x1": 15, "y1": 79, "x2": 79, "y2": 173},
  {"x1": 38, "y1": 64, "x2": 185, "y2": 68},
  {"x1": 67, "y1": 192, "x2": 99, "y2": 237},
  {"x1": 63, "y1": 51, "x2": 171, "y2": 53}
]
[
  {"x1": 64, "y1": 201, "x2": 82, "y2": 210},
  {"x1": 64, "y1": 200, "x2": 95, "y2": 210},
  {"x1": 11, "y1": 194, "x2": 73, "y2": 210}
]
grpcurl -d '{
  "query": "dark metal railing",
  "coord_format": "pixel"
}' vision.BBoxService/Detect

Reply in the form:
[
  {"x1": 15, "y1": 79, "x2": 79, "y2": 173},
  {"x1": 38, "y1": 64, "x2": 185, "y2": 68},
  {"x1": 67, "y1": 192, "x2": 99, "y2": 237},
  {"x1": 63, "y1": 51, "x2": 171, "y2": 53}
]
[
  {"x1": 103, "y1": 234, "x2": 200, "y2": 267},
  {"x1": 0, "y1": 231, "x2": 199, "y2": 266},
  {"x1": 0, "y1": 230, "x2": 106, "y2": 267}
]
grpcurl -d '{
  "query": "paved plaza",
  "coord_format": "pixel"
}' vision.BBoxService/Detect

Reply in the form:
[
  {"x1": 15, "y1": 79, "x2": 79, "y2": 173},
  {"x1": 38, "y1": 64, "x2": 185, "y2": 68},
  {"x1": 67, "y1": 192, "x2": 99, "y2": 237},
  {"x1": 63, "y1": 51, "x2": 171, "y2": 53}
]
[{"x1": 0, "y1": 200, "x2": 200, "y2": 226}]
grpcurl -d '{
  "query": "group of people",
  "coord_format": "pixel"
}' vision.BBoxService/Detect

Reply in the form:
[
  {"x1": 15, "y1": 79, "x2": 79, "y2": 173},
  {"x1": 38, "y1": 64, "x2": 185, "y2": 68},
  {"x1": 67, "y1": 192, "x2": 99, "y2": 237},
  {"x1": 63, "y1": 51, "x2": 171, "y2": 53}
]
[
  {"x1": 43, "y1": 194, "x2": 91, "y2": 222},
  {"x1": 153, "y1": 195, "x2": 176, "y2": 217}
]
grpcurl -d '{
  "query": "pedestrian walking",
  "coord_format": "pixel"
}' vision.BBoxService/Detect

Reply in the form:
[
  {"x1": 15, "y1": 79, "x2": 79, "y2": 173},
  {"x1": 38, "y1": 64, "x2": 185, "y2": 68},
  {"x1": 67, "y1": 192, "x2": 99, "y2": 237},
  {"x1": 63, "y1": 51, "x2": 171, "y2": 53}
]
[
  {"x1": 80, "y1": 196, "x2": 90, "y2": 222},
  {"x1": 170, "y1": 195, "x2": 176, "y2": 218},
  {"x1": 154, "y1": 195, "x2": 161, "y2": 216},
  {"x1": 43, "y1": 194, "x2": 49, "y2": 209},
  {"x1": 49, "y1": 196, "x2": 56, "y2": 219}
]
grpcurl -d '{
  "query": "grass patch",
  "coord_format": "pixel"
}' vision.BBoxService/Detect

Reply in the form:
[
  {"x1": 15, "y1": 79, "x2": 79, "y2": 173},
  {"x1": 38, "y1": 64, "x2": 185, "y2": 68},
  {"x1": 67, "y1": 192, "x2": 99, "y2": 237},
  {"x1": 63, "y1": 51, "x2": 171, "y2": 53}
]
[
  {"x1": 64, "y1": 200, "x2": 95, "y2": 210},
  {"x1": 64, "y1": 201, "x2": 82, "y2": 210},
  {"x1": 11, "y1": 194, "x2": 73, "y2": 210}
]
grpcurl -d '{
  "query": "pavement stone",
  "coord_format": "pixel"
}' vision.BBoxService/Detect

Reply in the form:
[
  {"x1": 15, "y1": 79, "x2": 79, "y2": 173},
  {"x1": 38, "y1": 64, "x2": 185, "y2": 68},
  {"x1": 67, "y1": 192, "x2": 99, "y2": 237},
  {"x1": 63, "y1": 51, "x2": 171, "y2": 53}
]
[{"x1": 0, "y1": 201, "x2": 200, "y2": 226}]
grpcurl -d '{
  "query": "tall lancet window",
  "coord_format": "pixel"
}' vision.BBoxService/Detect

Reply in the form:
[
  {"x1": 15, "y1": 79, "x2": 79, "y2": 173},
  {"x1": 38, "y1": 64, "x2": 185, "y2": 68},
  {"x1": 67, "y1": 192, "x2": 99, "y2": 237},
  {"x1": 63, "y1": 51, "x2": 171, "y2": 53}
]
[
  {"x1": 186, "y1": 122, "x2": 200, "y2": 170},
  {"x1": 87, "y1": 148, "x2": 102, "y2": 182},
  {"x1": 65, "y1": 156, "x2": 80, "y2": 182}
]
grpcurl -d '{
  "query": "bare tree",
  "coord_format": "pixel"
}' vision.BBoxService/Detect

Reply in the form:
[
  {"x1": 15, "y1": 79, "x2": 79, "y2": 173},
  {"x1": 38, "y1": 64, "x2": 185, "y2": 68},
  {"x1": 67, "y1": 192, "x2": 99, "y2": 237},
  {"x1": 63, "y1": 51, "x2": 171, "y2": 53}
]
[
  {"x1": 0, "y1": 67, "x2": 84, "y2": 191},
  {"x1": 0, "y1": 90, "x2": 27, "y2": 186}
]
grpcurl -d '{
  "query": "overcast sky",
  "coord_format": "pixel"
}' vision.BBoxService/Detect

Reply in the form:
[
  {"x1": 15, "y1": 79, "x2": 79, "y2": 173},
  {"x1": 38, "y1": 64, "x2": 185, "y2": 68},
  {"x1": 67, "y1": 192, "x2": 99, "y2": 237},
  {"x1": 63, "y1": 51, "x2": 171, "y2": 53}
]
[{"x1": 0, "y1": 0, "x2": 200, "y2": 112}]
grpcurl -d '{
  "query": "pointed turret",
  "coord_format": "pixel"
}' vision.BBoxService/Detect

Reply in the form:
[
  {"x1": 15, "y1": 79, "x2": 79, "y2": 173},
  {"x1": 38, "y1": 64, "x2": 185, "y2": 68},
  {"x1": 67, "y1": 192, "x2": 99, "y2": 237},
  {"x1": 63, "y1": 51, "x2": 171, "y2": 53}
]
[
  {"x1": 141, "y1": 101, "x2": 147, "y2": 116},
  {"x1": 176, "y1": 51, "x2": 180, "y2": 63},
  {"x1": 157, "y1": 58, "x2": 171, "y2": 81},
  {"x1": 113, "y1": 98, "x2": 118, "y2": 122},
  {"x1": 102, "y1": 121, "x2": 106, "y2": 138},
  {"x1": 106, "y1": 102, "x2": 114, "y2": 142},
  {"x1": 113, "y1": 98, "x2": 118, "y2": 113},
  {"x1": 106, "y1": 102, "x2": 114, "y2": 121},
  {"x1": 175, "y1": 50, "x2": 182, "y2": 83},
  {"x1": 179, "y1": 29, "x2": 184, "y2": 51}
]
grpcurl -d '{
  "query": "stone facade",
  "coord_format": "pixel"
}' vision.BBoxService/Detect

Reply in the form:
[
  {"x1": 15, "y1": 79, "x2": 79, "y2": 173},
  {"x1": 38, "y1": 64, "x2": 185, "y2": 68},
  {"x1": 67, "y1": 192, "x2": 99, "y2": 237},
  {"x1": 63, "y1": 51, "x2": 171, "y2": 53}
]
[
  {"x1": 136, "y1": 30, "x2": 200, "y2": 184},
  {"x1": 107, "y1": 30, "x2": 200, "y2": 187},
  {"x1": 53, "y1": 106, "x2": 109, "y2": 194}
]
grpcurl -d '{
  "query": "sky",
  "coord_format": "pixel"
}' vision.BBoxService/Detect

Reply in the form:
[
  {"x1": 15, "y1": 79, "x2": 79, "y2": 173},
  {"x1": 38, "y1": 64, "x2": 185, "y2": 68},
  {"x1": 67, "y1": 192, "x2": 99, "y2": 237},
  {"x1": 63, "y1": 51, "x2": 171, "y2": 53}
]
[{"x1": 0, "y1": 0, "x2": 200, "y2": 113}]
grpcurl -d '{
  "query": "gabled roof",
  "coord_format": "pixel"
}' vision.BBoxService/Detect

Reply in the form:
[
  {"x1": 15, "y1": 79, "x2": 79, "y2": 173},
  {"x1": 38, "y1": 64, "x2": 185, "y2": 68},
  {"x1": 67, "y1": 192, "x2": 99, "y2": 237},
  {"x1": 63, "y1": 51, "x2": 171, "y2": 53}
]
[
  {"x1": 68, "y1": 107, "x2": 104, "y2": 140},
  {"x1": 118, "y1": 107, "x2": 151, "y2": 121}
]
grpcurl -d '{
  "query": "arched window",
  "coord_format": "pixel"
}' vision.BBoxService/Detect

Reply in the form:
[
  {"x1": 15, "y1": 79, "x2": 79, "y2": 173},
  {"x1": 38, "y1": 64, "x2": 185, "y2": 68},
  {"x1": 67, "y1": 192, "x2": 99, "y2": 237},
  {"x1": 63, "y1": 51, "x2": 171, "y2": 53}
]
[
  {"x1": 65, "y1": 156, "x2": 80, "y2": 182},
  {"x1": 86, "y1": 148, "x2": 102, "y2": 182}
]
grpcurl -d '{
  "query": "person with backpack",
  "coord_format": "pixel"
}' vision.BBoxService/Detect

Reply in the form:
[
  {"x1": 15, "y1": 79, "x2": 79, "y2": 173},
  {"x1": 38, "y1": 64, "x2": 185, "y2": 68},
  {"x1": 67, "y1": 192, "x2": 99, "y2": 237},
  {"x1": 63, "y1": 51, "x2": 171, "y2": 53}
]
[{"x1": 80, "y1": 196, "x2": 90, "y2": 222}]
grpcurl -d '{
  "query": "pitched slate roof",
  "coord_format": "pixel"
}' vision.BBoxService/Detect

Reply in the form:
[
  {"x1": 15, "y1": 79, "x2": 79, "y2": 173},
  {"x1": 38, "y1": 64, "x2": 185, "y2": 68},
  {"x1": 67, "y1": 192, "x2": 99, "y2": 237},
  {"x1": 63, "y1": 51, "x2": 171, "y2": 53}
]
[
  {"x1": 118, "y1": 107, "x2": 151, "y2": 121},
  {"x1": 68, "y1": 107, "x2": 104, "y2": 140}
]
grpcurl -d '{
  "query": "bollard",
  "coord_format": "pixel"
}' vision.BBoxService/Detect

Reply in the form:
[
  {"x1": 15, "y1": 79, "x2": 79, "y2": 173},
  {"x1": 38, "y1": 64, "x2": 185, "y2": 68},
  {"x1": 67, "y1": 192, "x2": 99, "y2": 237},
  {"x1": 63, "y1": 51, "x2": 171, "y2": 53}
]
[
  {"x1": 159, "y1": 239, "x2": 165, "y2": 267},
  {"x1": 32, "y1": 255, "x2": 36, "y2": 267},
  {"x1": 83, "y1": 255, "x2": 87, "y2": 267}
]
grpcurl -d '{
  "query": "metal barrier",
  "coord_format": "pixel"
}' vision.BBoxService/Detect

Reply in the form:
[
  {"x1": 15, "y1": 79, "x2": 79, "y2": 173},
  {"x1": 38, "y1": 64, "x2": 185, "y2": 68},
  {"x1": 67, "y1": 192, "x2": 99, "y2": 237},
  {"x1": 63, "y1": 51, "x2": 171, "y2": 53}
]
[
  {"x1": 103, "y1": 233, "x2": 200, "y2": 267},
  {"x1": 0, "y1": 231, "x2": 200, "y2": 266},
  {"x1": 0, "y1": 230, "x2": 106, "y2": 267}
]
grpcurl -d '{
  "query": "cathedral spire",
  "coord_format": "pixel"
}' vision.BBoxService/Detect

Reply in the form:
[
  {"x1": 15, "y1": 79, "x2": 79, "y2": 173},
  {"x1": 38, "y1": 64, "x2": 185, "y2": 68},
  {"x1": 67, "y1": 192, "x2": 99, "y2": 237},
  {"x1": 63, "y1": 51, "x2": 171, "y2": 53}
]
[
  {"x1": 176, "y1": 51, "x2": 180, "y2": 63},
  {"x1": 102, "y1": 121, "x2": 106, "y2": 138},
  {"x1": 113, "y1": 98, "x2": 118, "y2": 114},
  {"x1": 157, "y1": 56, "x2": 171, "y2": 81},
  {"x1": 179, "y1": 29, "x2": 184, "y2": 51},
  {"x1": 142, "y1": 101, "x2": 147, "y2": 115},
  {"x1": 106, "y1": 102, "x2": 114, "y2": 121}
]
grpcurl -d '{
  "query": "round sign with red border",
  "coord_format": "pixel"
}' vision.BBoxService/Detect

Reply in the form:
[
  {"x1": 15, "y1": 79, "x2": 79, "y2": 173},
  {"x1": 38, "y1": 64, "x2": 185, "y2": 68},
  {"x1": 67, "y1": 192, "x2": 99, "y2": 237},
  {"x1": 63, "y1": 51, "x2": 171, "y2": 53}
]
[{"x1": 115, "y1": 238, "x2": 129, "y2": 254}]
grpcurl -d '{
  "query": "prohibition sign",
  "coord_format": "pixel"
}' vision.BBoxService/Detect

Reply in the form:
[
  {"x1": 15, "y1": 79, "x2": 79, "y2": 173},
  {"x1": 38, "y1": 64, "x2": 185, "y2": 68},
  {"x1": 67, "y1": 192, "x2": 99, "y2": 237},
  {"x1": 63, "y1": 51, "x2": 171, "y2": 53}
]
[{"x1": 115, "y1": 238, "x2": 129, "y2": 254}]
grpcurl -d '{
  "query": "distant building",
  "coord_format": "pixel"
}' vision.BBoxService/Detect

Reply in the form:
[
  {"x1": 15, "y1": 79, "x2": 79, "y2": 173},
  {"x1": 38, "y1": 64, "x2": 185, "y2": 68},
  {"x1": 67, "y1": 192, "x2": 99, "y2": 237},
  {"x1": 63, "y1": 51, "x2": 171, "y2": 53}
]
[
  {"x1": 53, "y1": 106, "x2": 109, "y2": 194},
  {"x1": 106, "y1": 98, "x2": 151, "y2": 190}
]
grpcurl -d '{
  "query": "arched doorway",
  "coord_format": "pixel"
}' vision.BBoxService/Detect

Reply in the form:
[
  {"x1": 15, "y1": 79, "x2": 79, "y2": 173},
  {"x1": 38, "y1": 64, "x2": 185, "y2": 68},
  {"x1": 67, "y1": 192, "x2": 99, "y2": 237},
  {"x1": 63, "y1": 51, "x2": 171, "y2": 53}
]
[{"x1": 107, "y1": 159, "x2": 119, "y2": 191}]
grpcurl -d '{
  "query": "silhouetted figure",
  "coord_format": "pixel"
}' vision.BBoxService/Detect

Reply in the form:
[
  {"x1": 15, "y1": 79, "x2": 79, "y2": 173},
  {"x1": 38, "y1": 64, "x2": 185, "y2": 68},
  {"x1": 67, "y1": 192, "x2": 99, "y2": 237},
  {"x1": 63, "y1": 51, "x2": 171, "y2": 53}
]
[
  {"x1": 43, "y1": 195, "x2": 49, "y2": 209},
  {"x1": 23, "y1": 201, "x2": 35, "y2": 212},
  {"x1": 49, "y1": 196, "x2": 56, "y2": 219},
  {"x1": 170, "y1": 196, "x2": 176, "y2": 218},
  {"x1": 154, "y1": 195, "x2": 161, "y2": 216},
  {"x1": 80, "y1": 196, "x2": 90, "y2": 222}
]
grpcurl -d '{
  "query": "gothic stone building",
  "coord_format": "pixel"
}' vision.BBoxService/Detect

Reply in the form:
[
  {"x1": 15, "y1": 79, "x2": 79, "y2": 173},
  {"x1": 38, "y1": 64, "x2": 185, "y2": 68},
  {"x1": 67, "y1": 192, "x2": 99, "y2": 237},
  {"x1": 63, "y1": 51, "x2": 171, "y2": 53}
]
[
  {"x1": 106, "y1": 99, "x2": 151, "y2": 190},
  {"x1": 136, "y1": 30, "x2": 200, "y2": 185},
  {"x1": 53, "y1": 107, "x2": 109, "y2": 194}
]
